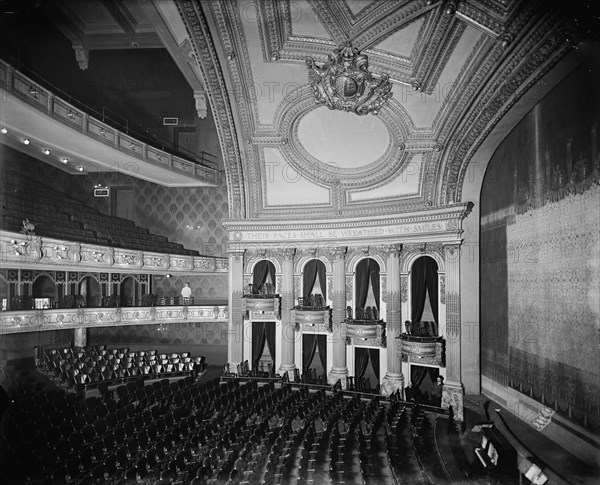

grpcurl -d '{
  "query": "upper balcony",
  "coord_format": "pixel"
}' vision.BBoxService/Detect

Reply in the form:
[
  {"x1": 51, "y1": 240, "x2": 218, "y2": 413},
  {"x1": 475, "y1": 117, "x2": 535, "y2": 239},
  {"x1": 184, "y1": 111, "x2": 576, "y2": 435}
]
[
  {"x1": 0, "y1": 59, "x2": 219, "y2": 187},
  {"x1": 292, "y1": 296, "x2": 331, "y2": 333}
]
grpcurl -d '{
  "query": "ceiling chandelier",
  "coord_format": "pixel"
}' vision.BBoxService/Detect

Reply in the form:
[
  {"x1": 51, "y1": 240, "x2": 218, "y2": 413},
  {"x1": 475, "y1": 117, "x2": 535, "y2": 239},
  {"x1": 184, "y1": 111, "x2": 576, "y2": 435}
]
[{"x1": 306, "y1": 42, "x2": 393, "y2": 116}]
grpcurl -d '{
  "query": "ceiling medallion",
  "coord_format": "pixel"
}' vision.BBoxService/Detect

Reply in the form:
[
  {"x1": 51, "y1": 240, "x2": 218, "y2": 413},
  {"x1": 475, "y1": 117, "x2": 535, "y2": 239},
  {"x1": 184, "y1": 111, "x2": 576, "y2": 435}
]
[{"x1": 306, "y1": 42, "x2": 393, "y2": 116}]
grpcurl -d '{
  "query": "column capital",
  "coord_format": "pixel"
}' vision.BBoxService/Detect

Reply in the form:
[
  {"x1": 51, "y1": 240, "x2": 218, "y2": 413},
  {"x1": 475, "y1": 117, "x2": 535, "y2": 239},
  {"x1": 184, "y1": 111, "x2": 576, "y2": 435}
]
[
  {"x1": 442, "y1": 240, "x2": 463, "y2": 257},
  {"x1": 273, "y1": 247, "x2": 296, "y2": 262},
  {"x1": 325, "y1": 246, "x2": 347, "y2": 260},
  {"x1": 381, "y1": 243, "x2": 403, "y2": 257}
]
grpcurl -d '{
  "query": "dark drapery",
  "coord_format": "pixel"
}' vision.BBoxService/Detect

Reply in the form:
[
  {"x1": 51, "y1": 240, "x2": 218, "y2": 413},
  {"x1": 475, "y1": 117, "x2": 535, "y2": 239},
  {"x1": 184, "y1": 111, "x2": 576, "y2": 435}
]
[
  {"x1": 317, "y1": 335, "x2": 327, "y2": 371},
  {"x1": 411, "y1": 365, "x2": 429, "y2": 389},
  {"x1": 253, "y1": 260, "x2": 276, "y2": 289},
  {"x1": 368, "y1": 348, "x2": 380, "y2": 381},
  {"x1": 252, "y1": 321, "x2": 266, "y2": 368},
  {"x1": 411, "y1": 257, "x2": 439, "y2": 323},
  {"x1": 302, "y1": 334, "x2": 317, "y2": 373},
  {"x1": 356, "y1": 258, "x2": 380, "y2": 310},
  {"x1": 265, "y1": 322, "x2": 276, "y2": 366},
  {"x1": 355, "y1": 347, "x2": 370, "y2": 380},
  {"x1": 303, "y1": 259, "x2": 327, "y2": 300}
]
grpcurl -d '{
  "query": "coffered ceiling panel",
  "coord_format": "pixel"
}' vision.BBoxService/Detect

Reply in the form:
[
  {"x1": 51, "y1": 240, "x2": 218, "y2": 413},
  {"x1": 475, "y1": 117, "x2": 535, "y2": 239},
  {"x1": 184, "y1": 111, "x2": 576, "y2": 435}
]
[
  {"x1": 289, "y1": 0, "x2": 332, "y2": 39},
  {"x1": 347, "y1": 153, "x2": 423, "y2": 203},
  {"x1": 262, "y1": 148, "x2": 332, "y2": 207}
]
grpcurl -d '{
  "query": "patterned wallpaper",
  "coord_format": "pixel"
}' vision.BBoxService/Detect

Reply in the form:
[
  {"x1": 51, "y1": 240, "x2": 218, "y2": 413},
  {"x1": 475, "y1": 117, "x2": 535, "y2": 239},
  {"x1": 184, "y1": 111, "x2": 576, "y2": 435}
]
[
  {"x1": 480, "y1": 61, "x2": 600, "y2": 434},
  {"x1": 2, "y1": 149, "x2": 229, "y2": 256}
]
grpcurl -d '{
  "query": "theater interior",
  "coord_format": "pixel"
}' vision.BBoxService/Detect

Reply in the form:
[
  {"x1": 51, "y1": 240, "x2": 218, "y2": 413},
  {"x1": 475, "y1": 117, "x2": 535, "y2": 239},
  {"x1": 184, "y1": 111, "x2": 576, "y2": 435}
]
[{"x1": 0, "y1": 1, "x2": 599, "y2": 484}]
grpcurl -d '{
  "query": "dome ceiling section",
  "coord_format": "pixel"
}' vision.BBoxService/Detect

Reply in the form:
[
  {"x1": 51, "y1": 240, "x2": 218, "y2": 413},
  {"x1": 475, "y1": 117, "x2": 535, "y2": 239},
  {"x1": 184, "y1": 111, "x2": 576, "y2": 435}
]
[{"x1": 274, "y1": 87, "x2": 412, "y2": 188}]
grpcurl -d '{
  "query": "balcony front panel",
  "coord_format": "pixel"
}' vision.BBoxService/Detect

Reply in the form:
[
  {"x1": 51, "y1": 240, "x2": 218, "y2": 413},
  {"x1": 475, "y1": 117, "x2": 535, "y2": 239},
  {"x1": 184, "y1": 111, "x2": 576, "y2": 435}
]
[
  {"x1": 345, "y1": 320, "x2": 386, "y2": 347},
  {"x1": 398, "y1": 334, "x2": 445, "y2": 366},
  {"x1": 0, "y1": 231, "x2": 227, "y2": 274},
  {"x1": 0, "y1": 305, "x2": 229, "y2": 334},
  {"x1": 242, "y1": 296, "x2": 280, "y2": 320},
  {"x1": 293, "y1": 309, "x2": 331, "y2": 333}
]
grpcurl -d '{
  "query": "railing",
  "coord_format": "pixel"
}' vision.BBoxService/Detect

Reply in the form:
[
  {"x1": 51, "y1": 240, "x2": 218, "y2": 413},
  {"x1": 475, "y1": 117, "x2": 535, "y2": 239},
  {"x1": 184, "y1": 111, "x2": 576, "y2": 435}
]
[
  {"x1": 345, "y1": 319, "x2": 386, "y2": 347},
  {"x1": 0, "y1": 59, "x2": 219, "y2": 185},
  {"x1": 0, "y1": 305, "x2": 229, "y2": 334},
  {"x1": 0, "y1": 230, "x2": 228, "y2": 273}
]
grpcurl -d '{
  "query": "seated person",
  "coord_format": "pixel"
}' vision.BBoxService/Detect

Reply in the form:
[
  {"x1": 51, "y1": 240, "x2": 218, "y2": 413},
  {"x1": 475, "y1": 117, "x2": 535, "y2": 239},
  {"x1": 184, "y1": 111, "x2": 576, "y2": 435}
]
[{"x1": 405, "y1": 320, "x2": 412, "y2": 335}]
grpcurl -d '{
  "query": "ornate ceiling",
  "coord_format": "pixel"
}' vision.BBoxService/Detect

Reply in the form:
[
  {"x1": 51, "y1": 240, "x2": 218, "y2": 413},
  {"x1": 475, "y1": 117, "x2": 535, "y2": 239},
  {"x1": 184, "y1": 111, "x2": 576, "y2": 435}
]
[
  {"x1": 174, "y1": 0, "x2": 575, "y2": 221},
  {"x1": 18, "y1": 1, "x2": 582, "y2": 222}
]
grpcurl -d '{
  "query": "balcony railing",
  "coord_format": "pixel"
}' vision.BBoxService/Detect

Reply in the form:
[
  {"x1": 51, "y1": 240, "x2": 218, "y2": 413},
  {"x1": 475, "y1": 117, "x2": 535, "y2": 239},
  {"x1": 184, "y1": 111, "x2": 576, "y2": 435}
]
[
  {"x1": 398, "y1": 333, "x2": 445, "y2": 367},
  {"x1": 345, "y1": 319, "x2": 386, "y2": 347},
  {"x1": 0, "y1": 230, "x2": 227, "y2": 273},
  {"x1": 242, "y1": 295, "x2": 281, "y2": 320},
  {"x1": 0, "y1": 59, "x2": 219, "y2": 185},
  {"x1": 293, "y1": 307, "x2": 332, "y2": 333},
  {"x1": 0, "y1": 305, "x2": 229, "y2": 334}
]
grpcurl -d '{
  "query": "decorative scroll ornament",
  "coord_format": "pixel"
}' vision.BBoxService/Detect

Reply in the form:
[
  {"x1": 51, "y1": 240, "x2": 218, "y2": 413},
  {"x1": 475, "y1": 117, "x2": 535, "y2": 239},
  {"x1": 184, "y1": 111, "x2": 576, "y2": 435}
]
[{"x1": 306, "y1": 42, "x2": 392, "y2": 116}]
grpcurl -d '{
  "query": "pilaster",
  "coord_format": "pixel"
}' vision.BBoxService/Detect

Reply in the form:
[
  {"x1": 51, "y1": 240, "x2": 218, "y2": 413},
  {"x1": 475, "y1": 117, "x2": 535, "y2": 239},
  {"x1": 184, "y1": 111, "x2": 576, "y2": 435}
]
[
  {"x1": 381, "y1": 243, "x2": 404, "y2": 396},
  {"x1": 227, "y1": 246, "x2": 245, "y2": 369},
  {"x1": 443, "y1": 241, "x2": 464, "y2": 420},
  {"x1": 326, "y1": 246, "x2": 348, "y2": 388},
  {"x1": 278, "y1": 247, "x2": 296, "y2": 379}
]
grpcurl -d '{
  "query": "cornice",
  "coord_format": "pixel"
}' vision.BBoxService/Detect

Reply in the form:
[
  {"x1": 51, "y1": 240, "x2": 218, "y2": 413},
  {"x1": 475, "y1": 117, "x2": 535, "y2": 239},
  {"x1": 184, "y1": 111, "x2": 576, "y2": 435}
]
[{"x1": 176, "y1": 0, "x2": 246, "y2": 217}]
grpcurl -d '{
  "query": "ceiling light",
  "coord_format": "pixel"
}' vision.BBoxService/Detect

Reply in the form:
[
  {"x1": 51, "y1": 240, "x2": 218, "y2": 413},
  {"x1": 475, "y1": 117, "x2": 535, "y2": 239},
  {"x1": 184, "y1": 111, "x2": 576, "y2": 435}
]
[
  {"x1": 1, "y1": 127, "x2": 7, "y2": 134},
  {"x1": 23, "y1": 138, "x2": 30, "y2": 145},
  {"x1": 61, "y1": 158, "x2": 68, "y2": 164},
  {"x1": 43, "y1": 148, "x2": 51, "y2": 155}
]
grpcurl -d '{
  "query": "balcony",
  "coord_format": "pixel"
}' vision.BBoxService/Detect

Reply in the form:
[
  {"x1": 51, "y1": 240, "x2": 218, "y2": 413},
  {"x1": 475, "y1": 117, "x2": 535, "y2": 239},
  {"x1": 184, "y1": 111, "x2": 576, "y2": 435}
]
[
  {"x1": 293, "y1": 307, "x2": 331, "y2": 333},
  {"x1": 0, "y1": 59, "x2": 218, "y2": 187},
  {"x1": 398, "y1": 334, "x2": 445, "y2": 367},
  {"x1": 242, "y1": 294, "x2": 281, "y2": 321},
  {"x1": 345, "y1": 319, "x2": 386, "y2": 347},
  {"x1": 0, "y1": 305, "x2": 229, "y2": 335},
  {"x1": 0, "y1": 230, "x2": 227, "y2": 274}
]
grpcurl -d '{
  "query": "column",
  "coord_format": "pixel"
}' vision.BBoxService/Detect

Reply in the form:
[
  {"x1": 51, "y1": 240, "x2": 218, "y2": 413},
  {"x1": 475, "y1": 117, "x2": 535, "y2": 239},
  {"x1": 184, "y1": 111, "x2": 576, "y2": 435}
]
[
  {"x1": 327, "y1": 246, "x2": 348, "y2": 387},
  {"x1": 278, "y1": 248, "x2": 296, "y2": 379},
  {"x1": 442, "y1": 241, "x2": 464, "y2": 421},
  {"x1": 74, "y1": 327, "x2": 87, "y2": 348},
  {"x1": 381, "y1": 244, "x2": 404, "y2": 396},
  {"x1": 227, "y1": 246, "x2": 245, "y2": 370}
]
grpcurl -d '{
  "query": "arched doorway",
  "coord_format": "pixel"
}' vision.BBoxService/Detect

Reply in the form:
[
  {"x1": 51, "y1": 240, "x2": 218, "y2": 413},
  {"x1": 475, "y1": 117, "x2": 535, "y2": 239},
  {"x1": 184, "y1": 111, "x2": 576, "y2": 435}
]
[
  {"x1": 409, "y1": 256, "x2": 439, "y2": 336},
  {"x1": 354, "y1": 258, "x2": 380, "y2": 320},
  {"x1": 251, "y1": 260, "x2": 276, "y2": 295}
]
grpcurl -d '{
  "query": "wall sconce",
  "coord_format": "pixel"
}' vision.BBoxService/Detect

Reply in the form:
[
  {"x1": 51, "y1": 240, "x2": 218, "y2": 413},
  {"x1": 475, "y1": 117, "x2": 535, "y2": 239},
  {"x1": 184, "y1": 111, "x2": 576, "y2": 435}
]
[
  {"x1": 61, "y1": 158, "x2": 69, "y2": 164},
  {"x1": 28, "y1": 85, "x2": 38, "y2": 98},
  {"x1": 1, "y1": 127, "x2": 7, "y2": 134},
  {"x1": 43, "y1": 148, "x2": 51, "y2": 155},
  {"x1": 165, "y1": 274, "x2": 172, "y2": 278},
  {"x1": 67, "y1": 110, "x2": 76, "y2": 119},
  {"x1": 23, "y1": 138, "x2": 30, "y2": 145}
]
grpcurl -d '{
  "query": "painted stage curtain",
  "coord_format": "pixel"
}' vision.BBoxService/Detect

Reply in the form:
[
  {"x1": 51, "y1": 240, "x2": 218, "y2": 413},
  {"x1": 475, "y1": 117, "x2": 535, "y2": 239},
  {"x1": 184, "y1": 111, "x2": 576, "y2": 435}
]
[
  {"x1": 411, "y1": 256, "x2": 439, "y2": 323},
  {"x1": 252, "y1": 321, "x2": 266, "y2": 368},
  {"x1": 302, "y1": 334, "x2": 317, "y2": 372},
  {"x1": 253, "y1": 260, "x2": 276, "y2": 289},
  {"x1": 355, "y1": 347, "x2": 369, "y2": 380},
  {"x1": 356, "y1": 258, "x2": 381, "y2": 310},
  {"x1": 303, "y1": 259, "x2": 327, "y2": 300}
]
